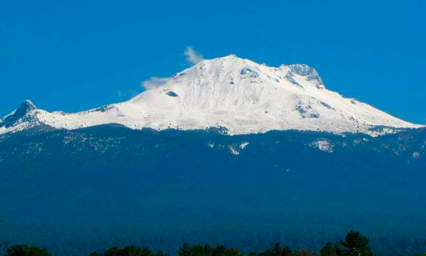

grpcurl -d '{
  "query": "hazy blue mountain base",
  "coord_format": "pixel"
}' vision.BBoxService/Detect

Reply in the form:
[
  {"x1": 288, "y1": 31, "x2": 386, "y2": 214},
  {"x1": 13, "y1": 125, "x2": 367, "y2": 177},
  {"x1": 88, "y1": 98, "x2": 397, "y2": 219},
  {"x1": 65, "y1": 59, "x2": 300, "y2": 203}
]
[{"x1": 0, "y1": 126, "x2": 425, "y2": 256}]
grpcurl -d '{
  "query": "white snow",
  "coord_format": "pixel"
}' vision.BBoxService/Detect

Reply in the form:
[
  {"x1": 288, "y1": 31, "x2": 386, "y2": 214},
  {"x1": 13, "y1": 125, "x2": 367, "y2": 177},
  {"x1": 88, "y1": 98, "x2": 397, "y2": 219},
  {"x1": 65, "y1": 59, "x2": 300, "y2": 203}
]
[
  {"x1": 311, "y1": 139, "x2": 334, "y2": 153},
  {"x1": 229, "y1": 145, "x2": 240, "y2": 156},
  {"x1": 0, "y1": 55, "x2": 423, "y2": 136},
  {"x1": 239, "y1": 142, "x2": 250, "y2": 149}
]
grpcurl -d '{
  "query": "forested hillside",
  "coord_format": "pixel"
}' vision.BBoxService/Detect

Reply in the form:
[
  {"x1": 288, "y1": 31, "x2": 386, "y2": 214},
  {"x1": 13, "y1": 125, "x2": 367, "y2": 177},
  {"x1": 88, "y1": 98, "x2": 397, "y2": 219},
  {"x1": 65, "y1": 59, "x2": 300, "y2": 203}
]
[{"x1": 0, "y1": 127, "x2": 425, "y2": 256}]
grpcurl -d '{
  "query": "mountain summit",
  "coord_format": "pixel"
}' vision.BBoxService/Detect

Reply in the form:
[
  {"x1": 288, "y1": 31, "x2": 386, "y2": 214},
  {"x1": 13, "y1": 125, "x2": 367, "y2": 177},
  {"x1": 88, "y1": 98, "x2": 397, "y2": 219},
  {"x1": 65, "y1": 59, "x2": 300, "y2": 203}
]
[
  {"x1": 0, "y1": 100, "x2": 39, "y2": 130},
  {"x1": 0, "y1": 55, "x2": 422, "y2": 135}
]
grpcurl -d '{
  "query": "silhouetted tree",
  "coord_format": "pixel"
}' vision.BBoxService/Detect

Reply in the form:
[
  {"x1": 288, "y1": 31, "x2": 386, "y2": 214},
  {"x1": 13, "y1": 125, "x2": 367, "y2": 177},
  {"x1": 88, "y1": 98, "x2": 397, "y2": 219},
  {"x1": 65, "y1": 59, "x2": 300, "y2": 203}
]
[
  {"x1": 178, "y1": 244, "x2": 242, "y2": 256},
  {"x1": 226, "y1": 249, "x2": 242, "y2": 256},
  {"x1": 340, "y1": 231, "x2": 371, "y2": 256},
  {"x1": 293, "y1": 249, "x2": 314, "y2": 256},
  {"x1": 213, "y1": 246, "x2": 229, "y2": 256},
  {"x1": 281, "y1": 246, "x2": 292, "y2": 256},
  {"x1": 6, "y1": 245, "x2": 52, "y2": 256},
  {"x1": 103, "y1": 247, "x2": 121, "y2": 256},
  {"x1": 259, "y1": 243, "x2": 292, "y2": 256},
  {"x1": 154, "y1": 252, "x2": 166, "y2": 256},
  {"x1": 179, "y1": 244, "x2": 192, "y2": 256},
  {"x1": 91, "y1": 246, "x2": 156, "y2": 256},
  {"x1": 192, "y1": 245, "x2": 211, "y2": 256},
  {"x1": 89, "y1": 252, "x2": 103, "y2": 256},
  {"x1": 320, "y1": 243, "x2": 339, "y2": 256}
]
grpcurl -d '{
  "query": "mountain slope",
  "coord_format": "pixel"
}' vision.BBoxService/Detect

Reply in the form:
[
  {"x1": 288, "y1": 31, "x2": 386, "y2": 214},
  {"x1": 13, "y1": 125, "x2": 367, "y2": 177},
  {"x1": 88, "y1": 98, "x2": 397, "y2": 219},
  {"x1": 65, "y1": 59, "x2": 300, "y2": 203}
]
[
  {"x1": 0, "y1": 126, "x2": 425, "y2": 256},
  {"x1": 0, "y1": 55, "x2": 422, "y2": 135}
]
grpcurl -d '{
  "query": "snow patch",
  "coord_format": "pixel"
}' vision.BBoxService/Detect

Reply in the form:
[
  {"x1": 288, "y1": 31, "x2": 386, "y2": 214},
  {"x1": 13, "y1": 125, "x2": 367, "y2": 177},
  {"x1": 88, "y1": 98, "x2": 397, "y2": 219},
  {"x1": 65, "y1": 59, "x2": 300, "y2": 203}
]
[
  {"x1": 229, "y1": 145, "x2": 240, "y2": 155},
  {"x1": 311, "y1": 139, "x2": 334, "y2": 153},
  {"x1": 412, "y1": 152, "x2": 420, "y2": 159},
  {"x1": 239, "y1": 142, "x2": 249, "y2": 149}
]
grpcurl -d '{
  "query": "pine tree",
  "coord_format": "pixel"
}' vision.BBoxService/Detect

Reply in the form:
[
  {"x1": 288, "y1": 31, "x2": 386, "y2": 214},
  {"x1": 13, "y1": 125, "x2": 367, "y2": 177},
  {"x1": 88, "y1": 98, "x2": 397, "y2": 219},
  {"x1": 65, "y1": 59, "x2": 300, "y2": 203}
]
[
  {"x1": 6, "y1": 245, "x2": 52, "y2": 256},
  {"x1": 340, "y1": 231, "x2": 371, "y2": 256},
  {"x1": 179, "y1": 244, "x2": 192, "y2": 256},
  {"x1": 320, "y1": 243, "x2": 338, "y2": 256}
]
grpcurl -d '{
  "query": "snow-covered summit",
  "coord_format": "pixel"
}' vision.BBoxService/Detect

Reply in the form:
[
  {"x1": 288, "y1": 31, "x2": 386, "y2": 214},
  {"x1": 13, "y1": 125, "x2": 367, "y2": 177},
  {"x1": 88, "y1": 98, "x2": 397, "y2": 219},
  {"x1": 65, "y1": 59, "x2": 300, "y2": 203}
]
[
  {"x1": 0, "y1": 100, "x2": 39, "y2": 131},
  {"x1": 0, "y1": 55, "x2": 423, "y2": 136}
]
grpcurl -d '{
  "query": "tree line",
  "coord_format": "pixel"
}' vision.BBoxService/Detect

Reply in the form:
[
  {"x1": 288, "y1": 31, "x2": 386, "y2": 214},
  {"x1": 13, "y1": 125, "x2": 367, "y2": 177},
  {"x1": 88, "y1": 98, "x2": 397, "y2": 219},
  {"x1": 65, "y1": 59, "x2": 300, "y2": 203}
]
[{"x1": 1, "y1": 231, "x2": 426, "y2": 256}]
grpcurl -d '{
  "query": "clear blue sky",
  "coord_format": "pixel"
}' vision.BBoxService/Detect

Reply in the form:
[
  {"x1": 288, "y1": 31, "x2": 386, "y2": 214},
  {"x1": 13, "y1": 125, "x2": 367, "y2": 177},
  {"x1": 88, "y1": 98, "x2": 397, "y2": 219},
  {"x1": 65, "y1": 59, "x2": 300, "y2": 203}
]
[{"x1": 1, "y1": 0, "x2": 425, "y2": 124}]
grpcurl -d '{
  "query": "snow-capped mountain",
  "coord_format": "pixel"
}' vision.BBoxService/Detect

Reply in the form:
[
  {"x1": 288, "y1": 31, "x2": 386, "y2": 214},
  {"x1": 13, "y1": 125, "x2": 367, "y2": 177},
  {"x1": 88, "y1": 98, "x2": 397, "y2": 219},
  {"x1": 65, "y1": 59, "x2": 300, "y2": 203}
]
[
  {"x1": 0, "y1": 55, "x2": 422, "y2": 136},
  {"x1": 1, "y1": 55, "x2": 426, "y2": 256}
]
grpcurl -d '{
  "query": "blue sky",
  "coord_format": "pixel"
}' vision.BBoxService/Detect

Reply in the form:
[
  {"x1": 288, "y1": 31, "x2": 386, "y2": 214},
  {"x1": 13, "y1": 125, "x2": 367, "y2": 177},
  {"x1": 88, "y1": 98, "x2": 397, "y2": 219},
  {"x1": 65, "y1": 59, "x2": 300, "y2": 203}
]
[{"x1": 0, "y1": 0, "x2": 425, "y2": 123}]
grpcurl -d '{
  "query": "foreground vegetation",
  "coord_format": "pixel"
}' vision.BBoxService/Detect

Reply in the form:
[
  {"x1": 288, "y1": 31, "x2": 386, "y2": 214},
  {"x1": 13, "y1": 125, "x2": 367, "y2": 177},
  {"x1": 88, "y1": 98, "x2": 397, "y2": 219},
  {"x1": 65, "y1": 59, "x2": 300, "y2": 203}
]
[{"x1": 1, "y1": 231, "x2": 426, "y2": 256}]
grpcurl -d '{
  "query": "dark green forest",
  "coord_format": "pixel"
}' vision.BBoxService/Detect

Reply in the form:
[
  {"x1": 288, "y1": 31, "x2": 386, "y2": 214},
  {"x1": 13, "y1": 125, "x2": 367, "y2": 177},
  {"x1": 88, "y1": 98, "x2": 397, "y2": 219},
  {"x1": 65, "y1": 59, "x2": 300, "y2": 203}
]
[
  {"x1": 1, "y1": 127, "x2": 426, "y2": 256},
  {"x1": 1, "y1": 231, "x2": 425, "y2": 256}
]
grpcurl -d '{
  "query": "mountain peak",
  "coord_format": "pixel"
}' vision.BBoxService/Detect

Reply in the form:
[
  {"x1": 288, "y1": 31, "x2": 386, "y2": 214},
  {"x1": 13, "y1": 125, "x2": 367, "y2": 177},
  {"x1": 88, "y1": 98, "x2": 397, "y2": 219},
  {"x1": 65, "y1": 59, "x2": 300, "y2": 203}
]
[
  {"x1": 211, "y1": 54, "x2": 239, "y2": 61},
  {"x1": 200, "y1": 54, "x2": 251, "y2": 66},
  {"x1": 194, "y1": 55, "x2": 325, "y2": 89},
  {"x1": 219, "y1": 54, "x2": 238, "y2": 59},
  {"x1": 221, "y1": 54, "x2": 242, "y2": 62},
  {"x1": 0, "y1": 100, "x2": 38, "y2": 129},
  {"x1": 10, "y1": 100, "x2": 37, "y2": 119},
  {"x1": 18, "y1": 100, "x2": 37, "y2": 113}
]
